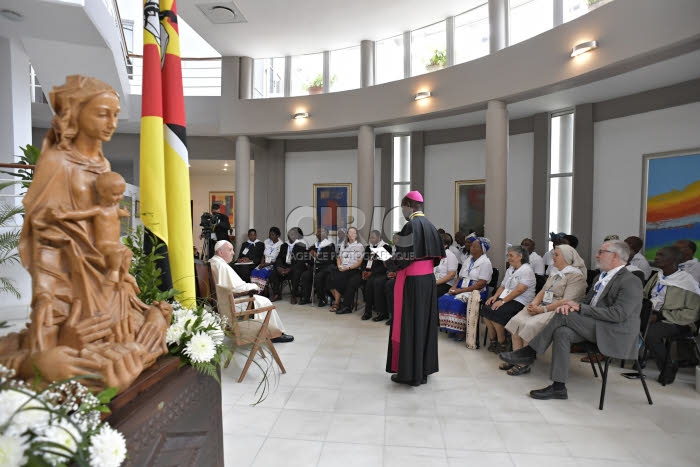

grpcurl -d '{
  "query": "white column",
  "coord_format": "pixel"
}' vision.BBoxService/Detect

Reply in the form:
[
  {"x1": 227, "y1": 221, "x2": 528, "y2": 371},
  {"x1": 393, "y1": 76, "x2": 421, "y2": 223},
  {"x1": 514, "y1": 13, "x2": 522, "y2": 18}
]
[
  {"x1": 0, "y1": 37, "x2": 32, "y2": 307},
  {"x1": 485, "y1": 100, "x2": 509, "y2": 269},
  {"x1": 235, "y1": 136, "x2": 251, "y2": 253},
  {"x1": 322, "y1": 51, "x2": 330, "y2": 93},
  {"x1": 360, "y1": 40, "x2": 375, "y2": 88},
  {"x1": 357, "y1": 125, "x2": 375, "y2": 243},
  {"x1": 239, "y1": 56, "x2": 254, "y2": 99},
  {"x1": 446, "y1": 16, "x2": 455, "y2": 67},
  {"x1": 489, "y1": 0, "x2": 509, "y2": 52},
  {"x1": 403, "y1": 31, "x2": 411, "y2": 78}
]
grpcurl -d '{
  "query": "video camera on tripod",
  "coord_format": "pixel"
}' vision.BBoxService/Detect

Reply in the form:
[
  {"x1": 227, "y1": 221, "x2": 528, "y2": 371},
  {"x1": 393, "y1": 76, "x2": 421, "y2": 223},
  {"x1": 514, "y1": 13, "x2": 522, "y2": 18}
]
[{"x1": 199, "y1": 211, "x2": 220, "y2": 237}]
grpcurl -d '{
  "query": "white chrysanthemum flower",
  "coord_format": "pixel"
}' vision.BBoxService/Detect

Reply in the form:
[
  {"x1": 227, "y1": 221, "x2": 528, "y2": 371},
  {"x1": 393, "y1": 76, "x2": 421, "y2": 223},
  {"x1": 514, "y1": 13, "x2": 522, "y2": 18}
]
[
  {"x1": 88, "y1": 426, "x2": 127, "y2": 467},
  {"x1": 172, "y1": 307, "x2": 195, "y2": 323},
  {"x1": 200, "y1": 312, "x2": 217, "y2": 328},
  {"x1": 207, "y1": 327, "x2": 225, "y2": 346},
  {"x1": 183, "y1": 332, "x2": 216, "y2": 363},
  {"x1": 37, "y1": 418, "x2": 81, "y2": 465},
  {"x1": 0, "y1": 433, "x2": 28, "y2": 467},
  {"x1": 175, "y1": 310, "x2": 197, "y2": 331},
  {"x1": 165, "y1": 323, "x2": 185, "y2": 346},
  {"x1": 0, "y1": 389, "x2": 51, "y2": 437}
]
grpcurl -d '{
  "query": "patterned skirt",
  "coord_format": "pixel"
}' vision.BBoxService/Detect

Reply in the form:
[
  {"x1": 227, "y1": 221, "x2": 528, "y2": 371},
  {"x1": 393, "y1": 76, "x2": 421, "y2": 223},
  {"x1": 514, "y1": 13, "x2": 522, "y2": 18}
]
[{"x1": 250, "y1": 265, "x2": 273, "y2": 289}]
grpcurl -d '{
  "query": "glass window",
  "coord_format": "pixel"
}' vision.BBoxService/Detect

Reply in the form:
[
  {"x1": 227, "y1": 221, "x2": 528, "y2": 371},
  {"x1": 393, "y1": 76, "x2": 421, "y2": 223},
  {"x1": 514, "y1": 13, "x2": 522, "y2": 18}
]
[
  {"x1": 454, "y1": 3, "x2": 490, "y2": 64},
  {"x1": 411, "y1": 21, "x2": 447, "y2": 77},
  {"x1": 290, "y1": 53, "x2": 324, "y2": 96},
  {"x1": 375, "y1": 34, "x2": 404, "y2": 84},
  {"x1": 510, "y1": 0, "x2": 553, "y2": 45},
  {"x1": 548, "y1": 176, "x2": 573, "y2": 236},
  {"x1": 550, "y1": 113, "x2": 574, "y2": 174},
  {"x1": 329, "y1": 46, "x2": 360, "y2": 92},
  {"x1": 563, "y1": 0, "x2": 614, "y2": 23},
  {"x1": 253, "y1": 57, "x2": 285, "y2": 99},
  {"x1": 391, "y1": 135, "x2": 411, "y2": 234}
]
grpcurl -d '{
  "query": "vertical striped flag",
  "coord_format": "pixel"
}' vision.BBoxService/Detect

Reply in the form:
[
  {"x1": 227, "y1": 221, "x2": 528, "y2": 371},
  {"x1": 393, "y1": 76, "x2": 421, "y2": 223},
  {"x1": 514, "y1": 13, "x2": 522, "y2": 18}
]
[{"x1": 141, "y1": 0, "x2": 195, "y2": 303}]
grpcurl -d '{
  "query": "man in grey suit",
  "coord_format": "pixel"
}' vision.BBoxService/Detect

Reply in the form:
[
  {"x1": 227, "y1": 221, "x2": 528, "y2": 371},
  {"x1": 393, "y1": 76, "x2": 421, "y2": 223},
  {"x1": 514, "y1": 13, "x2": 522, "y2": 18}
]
[{"x1": 499, "y1": 239, "x2": 642, "y2": 400}]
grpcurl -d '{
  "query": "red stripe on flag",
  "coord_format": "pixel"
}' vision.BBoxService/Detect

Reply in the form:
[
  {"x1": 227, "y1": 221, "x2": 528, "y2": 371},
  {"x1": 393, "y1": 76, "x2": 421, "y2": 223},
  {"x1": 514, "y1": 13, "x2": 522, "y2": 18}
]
[
  {"x1": 162, "y1": 53, "x2": 186, "y2": 127},
  {"x1": 141, "y1": 44, "x2": 163, "y2": 118}
]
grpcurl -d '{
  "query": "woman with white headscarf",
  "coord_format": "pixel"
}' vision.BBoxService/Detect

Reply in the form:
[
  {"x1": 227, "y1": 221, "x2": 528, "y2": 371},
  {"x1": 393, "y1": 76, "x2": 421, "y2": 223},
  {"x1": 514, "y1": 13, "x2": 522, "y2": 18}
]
[
  {"x1": 438, "y1": 237, "x2": 493, "y2": 340},
  {"x1": 502, "y1": 244, "x2": 587, "y2": 375}
]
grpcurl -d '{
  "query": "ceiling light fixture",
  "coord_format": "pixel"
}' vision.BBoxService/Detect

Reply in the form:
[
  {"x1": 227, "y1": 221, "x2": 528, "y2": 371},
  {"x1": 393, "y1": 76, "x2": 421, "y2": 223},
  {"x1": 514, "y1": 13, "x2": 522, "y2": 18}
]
[
  {"x1": 570, "y1": 40, "x2": 598, "y2": 58},
  {"x1": 0, "y1": 9, "x2": 24, "y2": 22},
  {"x1": 292, "y1": 112, "x2": 309, "y2": 120},
  {"x1": 414, "y1": 91, "x2": 432, "y2": 101},
  {"x1": 224, "y1": 162, "x2": 229, "y2": 167}
]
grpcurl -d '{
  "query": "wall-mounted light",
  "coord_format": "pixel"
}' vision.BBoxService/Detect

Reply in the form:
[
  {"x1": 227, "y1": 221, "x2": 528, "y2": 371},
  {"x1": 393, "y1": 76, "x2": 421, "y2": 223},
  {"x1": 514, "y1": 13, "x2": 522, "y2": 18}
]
[
  {"x1": 570, "y1": 40, "x2": 598, "y2": 58},
  {"x1": 414, "y1": 91, "x2": 432, "y2": 101},
  {"x1": 292, "y1": 112, "x2": 309, "y2": 119},
  {"x1": 224, "y1": 161, "x2": 229, "y2": 167},
  {"x1": 0, "y1": 9, "x2": 24, "y2": 22}
]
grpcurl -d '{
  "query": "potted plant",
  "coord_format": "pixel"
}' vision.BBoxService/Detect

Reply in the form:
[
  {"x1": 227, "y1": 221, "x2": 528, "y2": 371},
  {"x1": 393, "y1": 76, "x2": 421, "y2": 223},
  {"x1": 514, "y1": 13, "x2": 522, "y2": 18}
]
[
  {"x1": 303, "y1": 73, "x2": 324, "y2": 95},
  {"x1": 426, "y1": 49, "x2": 447, "y2": 72}
]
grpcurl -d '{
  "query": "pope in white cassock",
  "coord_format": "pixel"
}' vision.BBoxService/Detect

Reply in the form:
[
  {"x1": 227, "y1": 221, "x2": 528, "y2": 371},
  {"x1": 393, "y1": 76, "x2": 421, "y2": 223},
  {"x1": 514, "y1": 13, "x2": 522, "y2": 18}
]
[{"x1": 209, "y1": 240, "x2": 294, "y2": 343}]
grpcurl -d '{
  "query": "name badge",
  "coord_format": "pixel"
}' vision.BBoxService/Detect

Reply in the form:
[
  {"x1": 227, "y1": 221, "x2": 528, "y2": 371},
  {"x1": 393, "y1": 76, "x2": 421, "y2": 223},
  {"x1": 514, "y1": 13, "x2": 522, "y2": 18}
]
[
  {"x1": 499, "y1": 288, "x2": 511, "y2": 299},
  {"x1": 366, "y1": 259, "x2": 374, "y2": 269},
  {"x1": 210, "y1": 233, "x2": 216, "y2": 240},
  {"x1": 543, "y1": 290, "x2": 554, "y2": 304},
  {"x1": 242, "y1": 248, "x2": 249, "y2": 255}
]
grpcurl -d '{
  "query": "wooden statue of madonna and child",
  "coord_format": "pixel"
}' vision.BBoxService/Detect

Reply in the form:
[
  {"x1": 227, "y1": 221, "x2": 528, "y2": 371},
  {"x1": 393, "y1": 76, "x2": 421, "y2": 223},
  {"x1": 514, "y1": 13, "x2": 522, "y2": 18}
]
[{"x1": 0, "y1": 75, "x2": 172, "y2": 394}]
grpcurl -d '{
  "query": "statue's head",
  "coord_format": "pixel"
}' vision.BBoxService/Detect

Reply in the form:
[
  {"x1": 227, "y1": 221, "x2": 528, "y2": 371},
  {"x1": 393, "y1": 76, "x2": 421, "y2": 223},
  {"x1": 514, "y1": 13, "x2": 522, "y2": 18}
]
[{"x1": 48, "y1": 75, "x2": 119, "y2": 151}]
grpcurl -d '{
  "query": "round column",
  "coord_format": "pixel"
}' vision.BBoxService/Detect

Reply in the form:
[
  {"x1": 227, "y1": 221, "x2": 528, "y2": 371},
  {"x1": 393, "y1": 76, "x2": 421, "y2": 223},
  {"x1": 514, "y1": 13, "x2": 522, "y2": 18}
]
[
  {"x1": 239, "y1": 56, "x2": 254, "y2": 99},
  {"x1": 485, "y1": 100, "x2": 508, "y2": 269},
  {"x1": 235, "y1": 135, "x2": 251, "y2": 253},
  {"x1": 357, "y1": 125, "x2": 375, "y2": 242},
  {"x1": 360, "y1": 40, "x2": 375, "y2": 88}
]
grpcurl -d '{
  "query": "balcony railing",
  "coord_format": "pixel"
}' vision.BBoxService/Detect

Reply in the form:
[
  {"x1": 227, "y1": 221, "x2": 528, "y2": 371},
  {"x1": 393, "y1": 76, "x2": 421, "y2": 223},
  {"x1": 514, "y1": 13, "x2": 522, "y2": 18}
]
[{"x1": 128, "y1": 54, "x2": 222, "y2": 96}]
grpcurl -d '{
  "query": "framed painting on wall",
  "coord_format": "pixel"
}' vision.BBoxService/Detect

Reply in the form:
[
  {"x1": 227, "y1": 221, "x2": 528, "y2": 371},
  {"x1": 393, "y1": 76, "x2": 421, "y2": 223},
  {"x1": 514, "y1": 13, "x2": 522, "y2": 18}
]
[
  {"x1": 455, "y1": 180, "x2": 485, "y2": 236},
  {"x1": 641, "y1": 148, "x2": 700, "y2": 261},
  {"x1": 209, "y1": 191, "x2": 235, "y2": 228},
  {"x1": 314, "y1": 183, "x2": 352, "y2": 234}
]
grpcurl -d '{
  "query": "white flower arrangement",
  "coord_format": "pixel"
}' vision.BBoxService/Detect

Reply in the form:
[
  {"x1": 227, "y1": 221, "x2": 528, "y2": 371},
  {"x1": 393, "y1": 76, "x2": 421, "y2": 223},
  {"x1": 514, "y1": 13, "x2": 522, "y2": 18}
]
[
  {"x1": 166, "y1": 301, "x2": 231, "y2": 382},
  {"x1": 0, "y1": 364, "x2": 126, "y2": 467}
]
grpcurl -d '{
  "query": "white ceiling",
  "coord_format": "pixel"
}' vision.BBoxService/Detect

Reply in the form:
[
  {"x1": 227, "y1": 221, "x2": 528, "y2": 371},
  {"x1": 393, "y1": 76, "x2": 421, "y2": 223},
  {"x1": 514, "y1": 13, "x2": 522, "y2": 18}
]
[{"x1": 178, "y1": 0, "x2": 485, "y2": 57}]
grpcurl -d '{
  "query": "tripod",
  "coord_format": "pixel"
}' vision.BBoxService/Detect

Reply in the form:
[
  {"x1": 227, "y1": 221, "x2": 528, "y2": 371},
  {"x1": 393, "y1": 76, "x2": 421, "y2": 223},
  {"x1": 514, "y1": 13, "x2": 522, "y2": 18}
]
[{"x1": 201, "y1": 235, "x2": 211, "y2": 261}]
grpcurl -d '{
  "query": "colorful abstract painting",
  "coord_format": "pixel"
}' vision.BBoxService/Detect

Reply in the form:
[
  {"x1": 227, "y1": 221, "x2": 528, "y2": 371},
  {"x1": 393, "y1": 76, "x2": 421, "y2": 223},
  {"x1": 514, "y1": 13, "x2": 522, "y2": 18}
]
[
  {"x1": 643, "y1": 150, "x2": 700, "y2": 260},
  {"x1": 314, "y1": 183, "x2": 351, "y2": 234},
  {"x1": 209, "y1": 191, "x2": 235, "y2": 228}
]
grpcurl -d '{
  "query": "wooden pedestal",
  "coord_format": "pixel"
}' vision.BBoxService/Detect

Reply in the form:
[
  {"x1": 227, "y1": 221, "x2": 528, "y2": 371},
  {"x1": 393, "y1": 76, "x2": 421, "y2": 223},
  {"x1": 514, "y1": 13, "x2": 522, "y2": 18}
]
[{"x1": 107, "y1": 356, "x2": 224, "y2": 466}]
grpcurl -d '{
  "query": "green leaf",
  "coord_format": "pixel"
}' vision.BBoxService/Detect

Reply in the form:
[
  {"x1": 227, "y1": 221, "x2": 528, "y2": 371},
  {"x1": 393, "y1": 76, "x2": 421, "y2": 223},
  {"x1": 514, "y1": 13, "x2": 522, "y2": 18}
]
[{"x1": 96, "y1": 386, "x2": 118, "y2": 403}]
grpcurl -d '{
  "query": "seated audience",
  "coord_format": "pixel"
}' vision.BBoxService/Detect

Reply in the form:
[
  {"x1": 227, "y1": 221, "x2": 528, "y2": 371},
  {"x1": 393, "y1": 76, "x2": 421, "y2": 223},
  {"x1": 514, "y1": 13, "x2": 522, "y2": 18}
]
[
  {"x1": 625, "y1": 235, "x2": 652, "y2": 281},
  {"x1": 543, "y1": 232, "x2": 566, "y2": 274},
  {"x1": 335, "y1": 228, "x2": 347, "y2": 255},
  {"x1": 499, "y1": 240, "x2": 642, "y2": 401},
  {"x1": 329, "y1": 226, "x2": 365, "y2": 314},
  {"x1": 209, "y1": 240, "x2": 293, "y2": 343},
  {"x1": 250, "y1": 227, "x2": 283, "y2": 292},
  {"x1": 232, "y1": 228, "x2": 265, "y2": 283},
  {"x1": 361, "y1": 230, "x2": 393, "y2": 320},
  {"x1": 675, "y1": 240, "x2": 700, "y2": 284},
  {"x1": 435, "y1": 233, "x2": 458, "y2": 297},
  {"x1": 449, "y1": 231, "x2": 467, "y2": 267},
  {"x1": 481, "y1": 245, "x2": 537, "y2": 354},
  {"x1": 504, "y1": 245, "x2": 587, "y2": 375},
  {"x1": 643, "y1": 246, "x2": 700, "y2": 384},
  {"x1": 438, "y1": 237, "x2": 493, "y2": 340},
  {"x1": 521, "y1": 238, "x2": 545, "y2": 275},
  {"x1": 300, "y1": 227, "x2": 336, "y2": 306},
  {"x1": 269, "y1": 227, "x2": 308, "y2": 304}
]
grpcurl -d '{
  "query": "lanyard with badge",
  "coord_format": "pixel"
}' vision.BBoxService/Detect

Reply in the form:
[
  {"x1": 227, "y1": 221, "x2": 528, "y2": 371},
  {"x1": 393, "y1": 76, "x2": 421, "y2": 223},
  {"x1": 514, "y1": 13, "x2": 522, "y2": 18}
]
[
  {"x1": 499, "y1": 269, "x2": 520, "y2": 299},
  {"x1": 242, "y1": 242, "x2": 250, "y2": 256},
  {"x1": 542, "y1": 275, "x2": 562, "y2": 305}
]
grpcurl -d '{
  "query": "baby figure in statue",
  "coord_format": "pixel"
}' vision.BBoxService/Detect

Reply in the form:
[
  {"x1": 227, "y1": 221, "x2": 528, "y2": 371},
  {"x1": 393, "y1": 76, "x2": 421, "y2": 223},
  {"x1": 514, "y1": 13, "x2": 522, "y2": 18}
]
[
  {"x1": 0, "y1": 75, "x2": 171, "y2": 394},
  {"x1": 53, "y1": 171, "x2": 136, "y2": 288}
]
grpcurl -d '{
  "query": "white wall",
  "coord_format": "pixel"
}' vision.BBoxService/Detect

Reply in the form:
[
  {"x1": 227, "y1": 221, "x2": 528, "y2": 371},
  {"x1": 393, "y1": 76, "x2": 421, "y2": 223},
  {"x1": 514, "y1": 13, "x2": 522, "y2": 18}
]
[
  {"x1": 424, "y1": 133, "x2": 534, "y2": 244},
  {"x1": 285, "y1": 150, "x2": 359, "y2": 243},
  {"x1": 592, "y1": 102, "x2": 700, "y2": 264}
]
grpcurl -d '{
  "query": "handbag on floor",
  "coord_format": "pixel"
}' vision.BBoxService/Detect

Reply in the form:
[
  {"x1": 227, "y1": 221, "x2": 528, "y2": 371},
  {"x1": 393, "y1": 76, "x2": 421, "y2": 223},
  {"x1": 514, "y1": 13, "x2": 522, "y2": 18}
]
[{"x1": 465, "y1": 290, "x2": 481, "y2": 350}]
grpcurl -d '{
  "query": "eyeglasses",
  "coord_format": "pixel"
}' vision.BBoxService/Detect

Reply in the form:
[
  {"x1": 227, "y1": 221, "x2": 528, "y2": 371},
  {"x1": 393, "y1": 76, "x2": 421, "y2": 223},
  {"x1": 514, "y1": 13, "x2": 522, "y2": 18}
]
[{"x1": 597, "y1": 249, "x2": 614, "y2": 255}]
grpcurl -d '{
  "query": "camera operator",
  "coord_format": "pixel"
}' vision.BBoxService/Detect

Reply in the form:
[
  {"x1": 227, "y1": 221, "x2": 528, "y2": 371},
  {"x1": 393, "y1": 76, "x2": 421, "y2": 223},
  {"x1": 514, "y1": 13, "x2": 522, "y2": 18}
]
[{"x1": 207, "y1": 203, "x2": 231, "y2": 259}]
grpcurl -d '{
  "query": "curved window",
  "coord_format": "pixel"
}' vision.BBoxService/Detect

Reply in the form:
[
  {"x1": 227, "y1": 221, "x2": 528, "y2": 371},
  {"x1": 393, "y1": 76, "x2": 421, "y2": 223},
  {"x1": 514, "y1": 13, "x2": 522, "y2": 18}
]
[
  {"x1": 411, "y1": 21, "x2": 447, "y2": 77},
  {"x1": 330, "y1": 46, "x2": 360, "y2": 92},
  {"x1": 291, "y1": 53, "x2": 324, "y2": 96},
  {"x1": 253, "y1": 57, "x2": 285, "y2": 99},
  {"x1": 375, "y1": 34, "x2": 405, "y2": 84},
  {"x1": 454, "y1": 3, "x2": 489, "y2": 64},
  {"x1": 564, "y1": 0, "x2": 614, "y2": 23}
]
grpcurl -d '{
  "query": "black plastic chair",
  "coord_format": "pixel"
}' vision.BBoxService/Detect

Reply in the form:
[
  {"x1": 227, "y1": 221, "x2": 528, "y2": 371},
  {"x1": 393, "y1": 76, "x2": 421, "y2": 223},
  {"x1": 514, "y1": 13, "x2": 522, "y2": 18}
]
[
  {"x1": 481, "y1": 268, "x2": 500, "y2": 348},
  {"x1": 535, "y1": 274, "x2": 547, "y2": 294},
  {"x1": 582, "y1": 298, "x2": 653, "y2": 410},
  {"x1": 659, "y1": 318, "x2": 700, "y2": 386}
]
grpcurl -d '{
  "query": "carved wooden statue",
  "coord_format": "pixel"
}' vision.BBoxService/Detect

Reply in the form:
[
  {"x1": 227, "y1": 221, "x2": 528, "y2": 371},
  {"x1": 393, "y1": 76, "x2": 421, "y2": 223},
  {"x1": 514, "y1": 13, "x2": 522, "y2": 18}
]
[{"x1": 0, "y1": 75, "x2": 171, "y2": 393}]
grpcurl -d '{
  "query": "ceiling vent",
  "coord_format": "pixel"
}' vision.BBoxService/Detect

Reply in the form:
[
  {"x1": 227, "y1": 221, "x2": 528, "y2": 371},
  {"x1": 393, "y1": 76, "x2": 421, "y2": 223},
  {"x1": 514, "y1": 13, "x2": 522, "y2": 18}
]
[{"x1": 197, "y1": 2, "x2": 247, "y2": 24}]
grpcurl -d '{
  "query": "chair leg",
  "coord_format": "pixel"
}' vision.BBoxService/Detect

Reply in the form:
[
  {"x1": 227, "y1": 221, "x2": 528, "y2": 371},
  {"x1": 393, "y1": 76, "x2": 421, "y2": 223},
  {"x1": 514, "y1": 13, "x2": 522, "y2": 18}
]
[
  {"x1": 264, "y1": 338, "x2": 287, "y2": 374},
  {"x1": 586, "y1": 349, "x2": 599, "y2": 378},
  {"x1": 598, "y1": 358, "x2": 610, "y2": 410},
  {"x1": 660, "y1": 339, "x2": 673, "y2": 387},
  {"x1": 637, "y1": 358, "x2": 653, "y2": 406},
  {"x1": 238, "y1": 337, "x2": 262, "y2": 383}
]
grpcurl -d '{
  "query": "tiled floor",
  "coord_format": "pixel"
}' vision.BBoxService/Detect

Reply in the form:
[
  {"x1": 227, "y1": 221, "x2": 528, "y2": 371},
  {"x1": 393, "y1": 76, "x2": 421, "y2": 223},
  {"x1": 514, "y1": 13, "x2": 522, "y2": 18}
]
[
  {"x1": 221, "y1": 301, "x2": 700, "y2": 467},
  {"x1": 3, "y1": 302, "x2": 699, "y2": 466}
]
